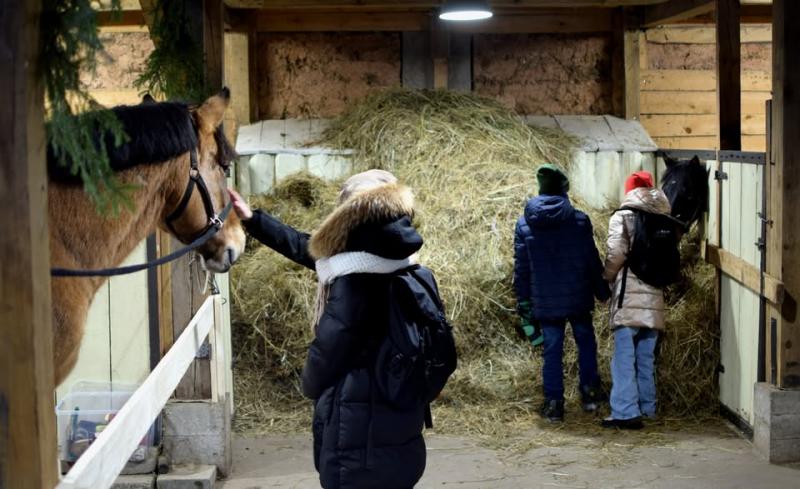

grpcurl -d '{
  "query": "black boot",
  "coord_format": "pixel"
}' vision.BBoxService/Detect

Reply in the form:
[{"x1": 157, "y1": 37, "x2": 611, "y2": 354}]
[
  {"x1": 601, "y1": 416, "x2": 644, "y2": 430},
  {"x1": 539, "y1": 399, "x2": 564, "y2": 423},
  {"x1": 580, "y1": 382, "x2": 608, "y2": 413}
]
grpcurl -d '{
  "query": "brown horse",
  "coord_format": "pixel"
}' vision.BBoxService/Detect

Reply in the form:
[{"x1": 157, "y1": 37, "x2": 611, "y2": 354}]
[{"x1": 48, "y1": 90, "x2": 246, "y2": 385}]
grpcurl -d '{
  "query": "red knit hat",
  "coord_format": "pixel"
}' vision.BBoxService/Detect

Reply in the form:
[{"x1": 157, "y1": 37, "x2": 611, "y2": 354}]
[{"x1": 624, "y1": 171, "x2": 654, "y2": 194}]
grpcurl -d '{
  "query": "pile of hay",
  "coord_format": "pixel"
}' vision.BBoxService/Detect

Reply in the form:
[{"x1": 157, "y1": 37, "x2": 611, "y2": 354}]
[{"x1": 231, "y1": 89, "x2": 718, "y2": 440}]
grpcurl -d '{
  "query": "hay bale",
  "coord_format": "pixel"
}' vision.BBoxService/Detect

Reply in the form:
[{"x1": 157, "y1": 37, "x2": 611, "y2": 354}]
[{"x1": 231, "y1": 89, "x2": 718, "y2": 439}]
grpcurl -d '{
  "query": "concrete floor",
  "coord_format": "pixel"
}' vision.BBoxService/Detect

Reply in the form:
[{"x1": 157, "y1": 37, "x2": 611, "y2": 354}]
[{"x1": 220, "y1": 424, "x2": 800, "y2": 489}]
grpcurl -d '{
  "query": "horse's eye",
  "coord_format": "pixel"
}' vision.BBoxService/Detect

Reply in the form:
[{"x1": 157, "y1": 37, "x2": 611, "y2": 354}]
[{"x1": 222, "y1": 165, "x2": 231, "y2": 178}]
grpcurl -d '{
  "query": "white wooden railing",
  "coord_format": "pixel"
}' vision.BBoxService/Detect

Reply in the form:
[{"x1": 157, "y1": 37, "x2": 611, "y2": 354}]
[{"x1": 57, "y1": 295, "x2": 225, "y2": 489}]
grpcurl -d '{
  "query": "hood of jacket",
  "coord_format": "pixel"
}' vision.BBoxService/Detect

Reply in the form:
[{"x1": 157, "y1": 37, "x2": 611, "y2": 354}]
[
  {"x1": 309, "y1": 183, "x2": 422, "y2": 260},
  {"x1": 621, "y1": 187, "x2": 671, "y2": 215},
  {"x1": 524, "y1": 194, "x2": 575, "y2": 228}
]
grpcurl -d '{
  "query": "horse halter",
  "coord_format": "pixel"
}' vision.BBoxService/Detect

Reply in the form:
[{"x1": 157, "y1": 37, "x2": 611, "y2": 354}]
[{"x1": 165, "y1": 148, "x2": 231, "y2": 243}]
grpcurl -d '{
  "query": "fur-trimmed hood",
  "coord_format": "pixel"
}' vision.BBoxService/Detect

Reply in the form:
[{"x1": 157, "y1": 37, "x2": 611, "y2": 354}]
[{"x1": 309, "y1": 183, "x2": 422, "y2": 259}]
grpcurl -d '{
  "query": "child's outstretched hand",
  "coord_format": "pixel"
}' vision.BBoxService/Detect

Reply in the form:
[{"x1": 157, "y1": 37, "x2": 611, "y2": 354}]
[{"x1": 228, "y1": 188, "x2": 253, "y2": 220}]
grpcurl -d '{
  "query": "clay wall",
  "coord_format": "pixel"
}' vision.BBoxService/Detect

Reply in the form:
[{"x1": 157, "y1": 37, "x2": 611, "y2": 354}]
[
  {"x1": 256, "y1": 32, "x2": 402, "y2": 119},
  {"x1": 472, "y1": 33, "x2": 614, "y2": 115}
]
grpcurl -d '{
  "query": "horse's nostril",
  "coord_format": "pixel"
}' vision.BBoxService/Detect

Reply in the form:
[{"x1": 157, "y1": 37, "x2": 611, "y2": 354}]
[{"x1": 226, "y1": 247, "x2": 235, "y2": 266}]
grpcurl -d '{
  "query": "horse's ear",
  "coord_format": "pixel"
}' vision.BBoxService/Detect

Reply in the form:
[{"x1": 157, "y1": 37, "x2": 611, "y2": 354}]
[
  {"x1": 690, "y1": 155, "x2": 701, "y2": 165},
  {"x1": 664, "y1": 156, "x2": 676, "y2": 168},
  {"x1": 141, "y1": 94, "x2": 156, "y2": 104},
  {"x1": 195, "y1": 87, "x2": 231, "y2": 134}
]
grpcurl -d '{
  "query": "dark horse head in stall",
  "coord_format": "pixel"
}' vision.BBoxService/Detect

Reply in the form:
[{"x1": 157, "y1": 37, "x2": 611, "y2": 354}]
[{"x1": 661, "y1": 155, "x2": 709, "y2": 231}]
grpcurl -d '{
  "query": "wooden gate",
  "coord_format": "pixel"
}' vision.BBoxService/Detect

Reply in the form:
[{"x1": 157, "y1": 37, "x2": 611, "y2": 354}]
[{"x1": 660, "y1": 149, "x2": 783, "y2": 428}]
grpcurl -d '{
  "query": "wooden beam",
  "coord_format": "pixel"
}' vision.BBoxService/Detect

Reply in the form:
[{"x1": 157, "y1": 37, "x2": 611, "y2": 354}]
[
  {"x1": 716, "y1": 0, "x2": 741, "y2": 151},
  {"x1": 247, "y1": 19, "x2": 260, "y2": 121},
  {"x1": 448, "y1": 11, "x2": 614, "y2": 33},
  {"x1": 96, "y1": 10, "x2": 147, "y2": 28},
  {"x1": 643, "y1": 0, "x2": 713, "y2": 27},
  {"x1": 613, "y1": 8, "x2": 642, "y2": 119},
  {"x1": 646, "y1": 25, "x2": 772, "y2": 44},
  {"x1": 769, "y1": 0, "x2": 800, "y2": 389},
  {"x1": 640, "y1": 69, "x2": 771, "y2": 92},
  {"x1": 240, "y1": 10, "x2": 614, "y2": 33},
  {"x1": 706, "y1": 245, "x2": 784, "y2": 305},
  {"x1": 674, "y1": 4, "x2": 772, "y2": 24},
  {"x1": 204, "y1": 0, "x2": 225, "y2": 91},
  {"x1": 157, "y1": 231, "x2": 174, "y2": 357},
  {"x1": 0, "y1": 0, "x2": 59, "y2": 487},
  {"x1": 227, "y1": 0, "x2": 678, "y2": 8}
]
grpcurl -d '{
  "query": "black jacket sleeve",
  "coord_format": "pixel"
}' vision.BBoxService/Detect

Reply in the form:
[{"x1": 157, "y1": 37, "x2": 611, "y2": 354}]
[
  {"x1": 301, "y1": 277, "x2": 366, "y2": 399},
  {"x1": 243, "y1": 209, "x2": 315, "y2": 270},
  {"x1": 585, "y1": 218, "x2": 611, "y2": 302}
]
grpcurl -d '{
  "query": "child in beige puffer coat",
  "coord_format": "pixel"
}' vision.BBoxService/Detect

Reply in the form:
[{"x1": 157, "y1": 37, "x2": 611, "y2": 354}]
[{"x1": 601, "y1": 171, "x2": 672, "y2": 430}]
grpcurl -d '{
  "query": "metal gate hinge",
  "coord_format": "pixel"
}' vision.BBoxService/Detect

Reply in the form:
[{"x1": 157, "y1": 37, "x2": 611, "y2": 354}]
[
  {"x1": 758, "y1": 212, "x2": 773, "y2": 226},
  {"x1": 714, "y1": 170, "x2": 728, "y2": 180},
  {"x1": 755, "y1": 238, "x2": 766, "y2": 251},
  {"x1": 196, "y1": 341, "x2": 212, "y2": 359}
]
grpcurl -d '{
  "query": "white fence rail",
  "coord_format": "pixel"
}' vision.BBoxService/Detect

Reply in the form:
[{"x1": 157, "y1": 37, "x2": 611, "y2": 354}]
[{"x1": 57, "y1": 296, "x2": 219, "y2": 489}]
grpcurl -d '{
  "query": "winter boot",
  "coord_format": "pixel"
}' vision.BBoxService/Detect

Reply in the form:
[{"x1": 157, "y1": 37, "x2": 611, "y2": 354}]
[
  {"x1": 539, "y1": 399, "x2": 564, "y2": 423},
  {"x1": 580, "y1": 383, "x2": 608, "y2": 413}
]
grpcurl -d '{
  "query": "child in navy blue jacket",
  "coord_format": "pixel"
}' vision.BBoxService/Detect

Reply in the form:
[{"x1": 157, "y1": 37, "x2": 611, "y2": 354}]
[{"x1": 514, "y1": 165, "x2": 610, "y2": 422}]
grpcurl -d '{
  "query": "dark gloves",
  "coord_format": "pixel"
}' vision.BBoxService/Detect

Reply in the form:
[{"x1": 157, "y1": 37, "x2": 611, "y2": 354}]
[{"x1": 595, "y1": 280, "x2": 612, "y2": 302}]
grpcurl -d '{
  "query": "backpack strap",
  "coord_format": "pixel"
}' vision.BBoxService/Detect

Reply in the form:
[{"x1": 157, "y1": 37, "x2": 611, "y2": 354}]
[
  {"x1": 617, "y1": 264, "x2": 629, "y2": 309},
  {"x1": 408, "y1": 268, "x2": 445, "y2": 312}
]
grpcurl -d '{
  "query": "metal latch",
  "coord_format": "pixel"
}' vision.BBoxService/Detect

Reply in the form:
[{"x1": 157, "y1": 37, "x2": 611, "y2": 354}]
[
  {"x1": 714, "y1": 170, "x2": 728, "y2": 180},
  {"x1": 758, "y1": 212, "x2": 773, "y2": 226},
  {"x1": 755, "y1": 238, "x2": 766, "y2": 251}
]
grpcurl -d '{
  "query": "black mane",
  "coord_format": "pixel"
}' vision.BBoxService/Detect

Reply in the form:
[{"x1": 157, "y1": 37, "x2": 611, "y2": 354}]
[
  {"x1": 661, "y1": 156, "x2": 709, "y2": 228},
  {"x1": 48, "y1": 101, "x2": 236, "y2": 182}
]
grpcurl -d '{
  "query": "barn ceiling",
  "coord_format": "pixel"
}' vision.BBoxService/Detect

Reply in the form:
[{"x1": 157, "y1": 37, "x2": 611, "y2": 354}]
[{"x1": 224, "y1": 0, "x2": 670, "y2": 9}]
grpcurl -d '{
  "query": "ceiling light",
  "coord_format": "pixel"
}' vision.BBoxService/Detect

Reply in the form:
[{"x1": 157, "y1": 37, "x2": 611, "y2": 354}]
[{"x1": 439, "y1": 0, "x2": 493, "y2": 21}]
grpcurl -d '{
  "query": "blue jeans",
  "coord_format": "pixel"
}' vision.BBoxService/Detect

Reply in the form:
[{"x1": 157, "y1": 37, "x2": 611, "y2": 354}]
[
  {"x1": 541, "y1": 315, "x2": 600, "y2": 401},
  {"x1": 610, "y1": 326, "x2": 659, "y2": 420}
]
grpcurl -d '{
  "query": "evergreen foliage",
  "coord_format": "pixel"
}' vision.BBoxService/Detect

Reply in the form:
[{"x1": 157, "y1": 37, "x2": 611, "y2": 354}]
[
  {"x1": 135, "y1": 0, "x2": 207, "y2": 101},
  {"x1": 40, "y1": 0, "x2": 134, "y2": 213}
]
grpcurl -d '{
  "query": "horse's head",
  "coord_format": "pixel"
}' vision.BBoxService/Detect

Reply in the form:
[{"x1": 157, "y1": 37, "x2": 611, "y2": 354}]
[
  {"x1": 162, "y1": 89, "x2": 245, "y2": 273},
  {"x1": 661, "y1": 155, "x2": 710, "y2": 230}
]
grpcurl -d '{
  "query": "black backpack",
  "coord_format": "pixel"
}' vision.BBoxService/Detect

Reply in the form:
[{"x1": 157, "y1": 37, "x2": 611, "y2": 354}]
[
  {"x1": 373, "y1": 266, "x2": 457, "y2": 425},
  {"x1": 617, "y1": 207, "x2": 682, "y2": 290}
]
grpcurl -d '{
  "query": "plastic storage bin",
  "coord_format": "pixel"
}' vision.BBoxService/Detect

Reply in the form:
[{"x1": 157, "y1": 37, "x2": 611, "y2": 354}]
[{"x1": 56, "y1": 381, "x2": 157, "y2": 466}]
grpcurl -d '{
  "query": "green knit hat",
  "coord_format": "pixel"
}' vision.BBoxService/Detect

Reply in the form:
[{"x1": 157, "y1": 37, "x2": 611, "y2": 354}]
[{"x1": 536, "y1": 164, "x2": 569, "y2": 195}]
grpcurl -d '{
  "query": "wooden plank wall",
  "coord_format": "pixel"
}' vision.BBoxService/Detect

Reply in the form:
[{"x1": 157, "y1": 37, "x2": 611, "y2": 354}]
[
  {"x1": 640, "y1": 24, "x2": 771, "y2": 151},
  {"x1": 56, "y1": 243, "x2": 152, "y2": 400}
]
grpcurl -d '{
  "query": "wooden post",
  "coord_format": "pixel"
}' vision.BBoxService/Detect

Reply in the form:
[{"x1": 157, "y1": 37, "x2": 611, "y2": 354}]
[
  {"x1": 248, "y1": 18, "x2": 260, "y2": 121},
  {"x1": 0, "y1": 1, "x2": 59, "y2": 487},
  {"x1": 612, "y1": 8, "x2": 642, "y2": 119},
  {"x1": 431, "y1": 18, "x2": 449, "y2": 89},
  {"x1": 716, "y1": 0, "x2": 741, "y2": 151},
  {"x1": 204, "y1": 0, "x2": 225, "y2": 91},
  {"x1": 172, "y1": 0, "x2": 226, "y2": 400},
  {"x1": 768, "y1": 0, "x2": 800, "y2": 389}
]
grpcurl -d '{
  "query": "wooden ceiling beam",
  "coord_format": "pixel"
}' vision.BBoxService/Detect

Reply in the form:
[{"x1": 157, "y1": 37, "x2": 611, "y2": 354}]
[
  {"x1": 231, "y1": 9, "x2": 614, "y2": 33},
  {"x1": 225, "y1": 0, "x2": 668, "y2": 9},
  {"x1": 643, "y1": 0, "x2": 714, "y2": 27},
  {"x1": 675, "y1": 4, "x2": 772, "y2": 23}
]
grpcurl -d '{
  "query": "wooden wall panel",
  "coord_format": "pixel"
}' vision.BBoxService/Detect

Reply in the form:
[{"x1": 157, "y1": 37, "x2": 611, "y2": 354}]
[{"x1": 639, "y1": 25, "x2": 771, "y2": 151}]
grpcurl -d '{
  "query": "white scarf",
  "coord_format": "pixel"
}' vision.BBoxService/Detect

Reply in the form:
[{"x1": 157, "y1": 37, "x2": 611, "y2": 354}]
[{"x1": 313, "y1": 251, "x2": 417, "y2": 326}]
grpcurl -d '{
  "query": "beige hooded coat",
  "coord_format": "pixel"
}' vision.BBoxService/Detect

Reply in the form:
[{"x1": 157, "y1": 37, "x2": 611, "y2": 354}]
[{"x1": 602, "y1": 187, "x2": 672, "y2": 330}]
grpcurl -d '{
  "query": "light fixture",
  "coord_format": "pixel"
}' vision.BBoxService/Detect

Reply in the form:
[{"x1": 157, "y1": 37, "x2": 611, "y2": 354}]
[{"x1": 439, "y1": 0, "x2": 493, "y2": 21}]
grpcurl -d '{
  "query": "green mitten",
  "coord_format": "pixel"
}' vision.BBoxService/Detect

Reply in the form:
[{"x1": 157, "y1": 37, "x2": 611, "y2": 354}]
[{"x1": 521, "y1": 319, "x2": 544, "y2": 348}]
